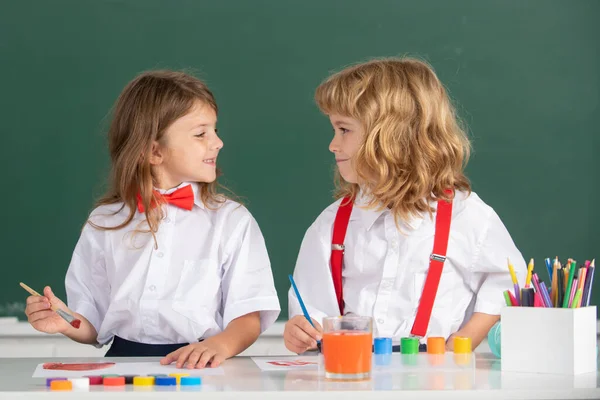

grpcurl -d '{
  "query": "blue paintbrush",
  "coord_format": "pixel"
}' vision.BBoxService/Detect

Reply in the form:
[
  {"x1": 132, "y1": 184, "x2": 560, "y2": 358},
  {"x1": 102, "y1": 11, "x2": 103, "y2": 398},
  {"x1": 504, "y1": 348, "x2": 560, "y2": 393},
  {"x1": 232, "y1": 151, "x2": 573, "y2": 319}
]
[{"x1": 288, "y1": 274, "x2": 321, "y2": 349}]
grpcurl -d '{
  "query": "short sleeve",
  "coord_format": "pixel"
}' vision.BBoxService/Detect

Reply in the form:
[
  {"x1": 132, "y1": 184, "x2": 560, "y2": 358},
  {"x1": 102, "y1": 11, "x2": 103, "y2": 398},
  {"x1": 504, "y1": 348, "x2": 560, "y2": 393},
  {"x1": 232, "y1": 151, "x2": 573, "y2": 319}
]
[
  {"x1": 289, "y1": 221, "x2": 340, "y2": 325},
  {"x1": 220, "y1": 207, "x2": 281, "y2": 331},
  {"x1": 467, "y1": 209, "x2": 527, "y2": 315},
  {"x1": 64, "y1": 222, "x2": 109, "y2": 340}
]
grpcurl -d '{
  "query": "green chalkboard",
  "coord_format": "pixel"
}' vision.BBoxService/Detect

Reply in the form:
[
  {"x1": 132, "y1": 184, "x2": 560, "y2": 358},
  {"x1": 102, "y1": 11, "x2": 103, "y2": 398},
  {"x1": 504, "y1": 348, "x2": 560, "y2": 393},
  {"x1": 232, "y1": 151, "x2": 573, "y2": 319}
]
[{"x1": 0, "y1": 0, "x2": 598, "y2": 320}]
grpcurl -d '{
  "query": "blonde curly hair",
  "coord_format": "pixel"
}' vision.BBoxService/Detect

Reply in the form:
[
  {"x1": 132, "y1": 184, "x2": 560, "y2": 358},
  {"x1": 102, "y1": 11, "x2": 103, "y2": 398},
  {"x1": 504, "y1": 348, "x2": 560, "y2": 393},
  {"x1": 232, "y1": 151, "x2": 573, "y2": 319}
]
[{"x1": 315, "y1": 57, "x2": 471, "y2": 224}]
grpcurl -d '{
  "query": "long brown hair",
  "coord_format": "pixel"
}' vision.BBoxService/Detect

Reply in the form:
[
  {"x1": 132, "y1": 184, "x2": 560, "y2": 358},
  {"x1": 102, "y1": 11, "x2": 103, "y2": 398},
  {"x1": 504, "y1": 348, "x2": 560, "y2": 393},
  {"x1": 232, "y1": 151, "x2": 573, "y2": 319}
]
[
  {"x1": 315, "y1": 57, "x2": 471, "y2": 224},
  {"x1": 90, "y1": 70, "x2": 224, "y2": 240}
]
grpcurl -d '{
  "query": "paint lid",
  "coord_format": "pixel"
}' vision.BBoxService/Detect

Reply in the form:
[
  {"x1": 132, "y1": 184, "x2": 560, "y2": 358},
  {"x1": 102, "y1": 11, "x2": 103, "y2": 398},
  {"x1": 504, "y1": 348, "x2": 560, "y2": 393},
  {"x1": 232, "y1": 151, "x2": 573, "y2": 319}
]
[
  {"x1": 46, "y1": 377, "x2": 67, "y2": 387},
  {"x1": 85, "y1": 376, "x2": 103, "y2": 385},
  {"x1": 50, "y1": 380, "x2": 72, "y2": 391},
  {"x1": 427, "y1": 337, "x2": 446, "y2": 354},
  {"x1": 453, "y1": 336, "x2": 472, "y2": 354},
  {"x1": 400, "y1": 337, "x2": 420, "y2": 354},
  {"x1": 103, "y1": 376, "x2": 125, "y2": 386},
  {"x1": 69, "y1": 378, "x2": 90, "y2": 390},
  {"x1": 180, "y1": 376, "x2": 202, "y2": 386},
  {"x1": 373, "y1": 337, "x2": 392, "y2": 355},
  {"x1": 133, "y1": 376, "x2": 155, "y2": 386},
  {"x1": 155, "y1": 376, "x2": 177, "y2": 386}
]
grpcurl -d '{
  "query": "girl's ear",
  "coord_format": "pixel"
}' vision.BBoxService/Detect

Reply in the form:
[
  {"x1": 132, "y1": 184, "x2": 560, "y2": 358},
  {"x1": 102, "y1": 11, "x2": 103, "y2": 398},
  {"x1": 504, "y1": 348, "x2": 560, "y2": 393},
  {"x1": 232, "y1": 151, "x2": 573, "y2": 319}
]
[{"x1": 148, "y1": 141, "x2": 163, "y2": 165}]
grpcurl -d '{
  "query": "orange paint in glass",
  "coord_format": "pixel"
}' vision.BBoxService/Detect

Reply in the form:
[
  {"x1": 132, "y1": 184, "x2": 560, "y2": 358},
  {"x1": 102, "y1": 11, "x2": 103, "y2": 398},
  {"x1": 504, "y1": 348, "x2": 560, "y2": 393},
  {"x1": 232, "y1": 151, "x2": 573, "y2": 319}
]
[{"x1": 322, "y1": 331, "x2": 372, "y2": 376}]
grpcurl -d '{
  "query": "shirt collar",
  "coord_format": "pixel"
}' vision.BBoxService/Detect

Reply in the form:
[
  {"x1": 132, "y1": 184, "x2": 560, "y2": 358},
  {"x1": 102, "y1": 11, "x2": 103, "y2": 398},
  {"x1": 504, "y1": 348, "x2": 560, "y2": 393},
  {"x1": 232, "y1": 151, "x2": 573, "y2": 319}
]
[{"x1": 354, "y1": 191, "x2": 425, "y2": 232}]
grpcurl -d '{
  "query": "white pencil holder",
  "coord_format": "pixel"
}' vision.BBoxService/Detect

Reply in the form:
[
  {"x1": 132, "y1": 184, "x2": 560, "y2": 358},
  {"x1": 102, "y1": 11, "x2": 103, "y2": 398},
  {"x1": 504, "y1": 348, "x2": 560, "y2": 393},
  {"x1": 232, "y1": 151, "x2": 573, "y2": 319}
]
[{"x1": 501, "y1": 306, "x2": 597, "y2": 374}]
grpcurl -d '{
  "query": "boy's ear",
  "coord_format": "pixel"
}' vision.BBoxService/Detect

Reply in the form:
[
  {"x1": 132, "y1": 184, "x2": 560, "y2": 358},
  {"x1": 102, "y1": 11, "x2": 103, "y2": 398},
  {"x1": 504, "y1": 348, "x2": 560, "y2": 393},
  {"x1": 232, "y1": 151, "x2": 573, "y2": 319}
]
[{"x1": 148, "y1": 141, "x2": 163, "y2": 165}]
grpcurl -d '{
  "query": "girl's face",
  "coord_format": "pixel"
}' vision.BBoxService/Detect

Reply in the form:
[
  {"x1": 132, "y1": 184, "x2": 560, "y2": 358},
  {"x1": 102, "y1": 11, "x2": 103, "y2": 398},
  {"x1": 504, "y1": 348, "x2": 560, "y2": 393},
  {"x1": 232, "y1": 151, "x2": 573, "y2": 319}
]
[
  {"x1": 328, "y1": 114, "x2": 364, "y2": 184},
  {"x1": 150, "y1": 101, "x2": 223, "y2": 189}
]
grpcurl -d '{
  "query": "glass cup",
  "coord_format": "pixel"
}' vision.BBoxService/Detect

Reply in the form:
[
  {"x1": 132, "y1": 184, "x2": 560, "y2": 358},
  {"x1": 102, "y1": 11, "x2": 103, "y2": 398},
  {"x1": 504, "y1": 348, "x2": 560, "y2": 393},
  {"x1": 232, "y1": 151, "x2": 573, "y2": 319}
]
[{"x1": 322, "y1": 316, "x2": 373, "y2": 380}]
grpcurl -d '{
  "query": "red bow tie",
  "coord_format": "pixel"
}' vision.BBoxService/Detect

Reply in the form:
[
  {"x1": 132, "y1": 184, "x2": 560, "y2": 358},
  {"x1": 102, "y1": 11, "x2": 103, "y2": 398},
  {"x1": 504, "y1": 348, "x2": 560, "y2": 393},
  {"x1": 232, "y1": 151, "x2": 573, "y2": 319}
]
[{"x1": 137, "y1": 185, "x2": 194, "y2": 213}]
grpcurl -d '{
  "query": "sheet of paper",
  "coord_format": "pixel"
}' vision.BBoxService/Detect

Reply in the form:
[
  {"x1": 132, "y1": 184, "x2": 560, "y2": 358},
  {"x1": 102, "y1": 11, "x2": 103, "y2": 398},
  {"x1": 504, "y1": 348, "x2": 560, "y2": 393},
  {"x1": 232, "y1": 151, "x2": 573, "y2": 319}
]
[
  {"x1": 251, "y1": 356, "x2": 320, "y2": 371},
  {"x1": 32, "y1": 361, "x2": 224, "y2": 378}
]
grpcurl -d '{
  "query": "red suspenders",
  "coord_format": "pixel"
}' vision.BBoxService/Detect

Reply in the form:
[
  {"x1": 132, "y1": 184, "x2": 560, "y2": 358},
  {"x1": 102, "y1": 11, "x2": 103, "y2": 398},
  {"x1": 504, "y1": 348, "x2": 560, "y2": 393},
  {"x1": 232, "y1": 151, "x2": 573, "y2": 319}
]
[
  {"x1": 330, "y1": 195, "x2": 453, "y2": 337},
  {"x1": 330, "y1": 198, "x2": 354, "y2": 315}
]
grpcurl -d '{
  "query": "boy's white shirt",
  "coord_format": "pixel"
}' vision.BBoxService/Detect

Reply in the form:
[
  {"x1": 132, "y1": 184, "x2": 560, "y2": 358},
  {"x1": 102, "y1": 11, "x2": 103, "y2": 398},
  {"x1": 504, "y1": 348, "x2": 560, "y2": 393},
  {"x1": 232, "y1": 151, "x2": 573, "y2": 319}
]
[
  {"x1": 66, "y1": 182, "x2": 280, "y2": 345},
  {"x1": 289, "y1": 190, "x2": 527, "y2": 343}
]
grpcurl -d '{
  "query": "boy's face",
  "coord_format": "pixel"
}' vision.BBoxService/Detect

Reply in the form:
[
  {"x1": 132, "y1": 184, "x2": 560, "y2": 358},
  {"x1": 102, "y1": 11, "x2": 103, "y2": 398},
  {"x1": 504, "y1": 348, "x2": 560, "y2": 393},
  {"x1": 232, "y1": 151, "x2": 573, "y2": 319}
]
[
  {"x1": 150, "y1": 101, "x2": 223, "y2": 189},
  {"x1": 328, "y1": 114, "x2": 364, "y2": 184}
]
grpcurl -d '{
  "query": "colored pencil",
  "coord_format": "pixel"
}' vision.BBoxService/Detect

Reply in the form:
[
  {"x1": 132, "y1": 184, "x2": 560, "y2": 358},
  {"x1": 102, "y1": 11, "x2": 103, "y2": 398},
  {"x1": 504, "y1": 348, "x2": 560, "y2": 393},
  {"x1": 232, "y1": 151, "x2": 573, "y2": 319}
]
[
  {"x1": 572, "y1": 289, "x2": 583, "y2": 309},
  {"x1": 525, "y1": 258, "x2": 534, "y2": 288},
  {"x1": 584, "y1": 261, "x2": 595, "y2": 307},
  {"x1": 545, "y1": 258, "x2": 553, "y2": 283},
  {"x1": 551, "y1": 260, "x2": 559, "y2": 306},
  {"x1": 503, "y1": 290, "x2": 512, "y2": 307},
  {"x1": 568, "y1": 278, "x2": 578, "y2": 308},
  {"x1": 563, "y1": 260, "x2": 576, "y2": 308},
  {"x1": 507, "y1": 258, "x2": 520, "y2": 306},
  {"x1": 576, "y1": 268, "x2": 587, "y2": 308},
  {"x1": 539, "y1": 281, "x2": 552, "y2": 308}
]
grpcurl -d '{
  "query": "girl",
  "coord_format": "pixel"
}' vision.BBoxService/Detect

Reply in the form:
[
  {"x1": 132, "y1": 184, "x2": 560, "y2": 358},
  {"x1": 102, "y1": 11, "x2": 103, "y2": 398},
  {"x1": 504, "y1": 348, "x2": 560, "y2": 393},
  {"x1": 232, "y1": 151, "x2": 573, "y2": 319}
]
[
  {"x1": 284, "y1": 58, "x2": 526, "y2": 354},
  {"x1": 24, "y1": 70, "x2": 280, "y2": 367}
]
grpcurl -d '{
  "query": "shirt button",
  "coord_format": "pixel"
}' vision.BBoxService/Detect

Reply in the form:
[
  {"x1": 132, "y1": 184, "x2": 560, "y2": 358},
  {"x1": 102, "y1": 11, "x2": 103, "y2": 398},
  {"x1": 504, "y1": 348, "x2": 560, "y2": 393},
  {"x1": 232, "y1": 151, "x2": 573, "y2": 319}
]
[
  {"x1": 378, "y1": 318, "x2": 385, "y2": 324},
  {"x1": 149, "y1": 285, "x2": 156, "y2": 292},
  {"x1": 164, "y1": 217, "x2": 171, "y2": 223},
  {"x1": 157, "y1": 252, "x2": 164, "y2": 258}
]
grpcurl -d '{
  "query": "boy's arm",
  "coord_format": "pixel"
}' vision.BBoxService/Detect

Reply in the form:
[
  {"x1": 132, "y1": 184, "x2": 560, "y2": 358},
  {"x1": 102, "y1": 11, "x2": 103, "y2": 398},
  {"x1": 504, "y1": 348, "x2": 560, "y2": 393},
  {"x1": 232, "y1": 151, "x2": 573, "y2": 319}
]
[
  {"x1": 455, "y1": 208, "x2": 526, "y2": 350},
  {"x1": 446, "y1": 312, "x2": 499, "y2": 350}
]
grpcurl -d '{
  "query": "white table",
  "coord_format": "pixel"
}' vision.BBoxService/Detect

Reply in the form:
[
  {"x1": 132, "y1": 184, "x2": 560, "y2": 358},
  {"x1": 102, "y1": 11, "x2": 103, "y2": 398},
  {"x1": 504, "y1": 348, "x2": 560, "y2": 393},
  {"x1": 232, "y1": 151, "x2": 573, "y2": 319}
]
[{"x1": 0, "y1": 354, "x2": 598, "y2": 399}]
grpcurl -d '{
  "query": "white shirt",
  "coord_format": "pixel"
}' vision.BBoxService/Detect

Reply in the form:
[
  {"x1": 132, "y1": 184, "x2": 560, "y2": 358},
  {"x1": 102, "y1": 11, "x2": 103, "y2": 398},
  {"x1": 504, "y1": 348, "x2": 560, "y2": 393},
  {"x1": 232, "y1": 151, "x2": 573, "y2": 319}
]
[
  {"x1": 289, "y1": 191, "x2": 527, "y2": 343},
  {"x1": 66, "y1": 182, "x2": 281, "y2": 345}
]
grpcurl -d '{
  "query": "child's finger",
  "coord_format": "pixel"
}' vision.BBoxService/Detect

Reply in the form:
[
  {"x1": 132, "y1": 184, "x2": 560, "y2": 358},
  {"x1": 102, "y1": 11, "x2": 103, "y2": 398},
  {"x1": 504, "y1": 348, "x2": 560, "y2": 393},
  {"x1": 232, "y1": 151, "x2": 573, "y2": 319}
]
[
  {"x1": 290, "y1": 324, "x2": 317, "y2": 347},
  {"x1": 28, "y1": 310, "x2": 55, "y2": 323},
  {"x1": 287, "y1": 342, "x2": 309, "y2": 354},
  {"x1": 286, "y1": 334, "x2": 312, "y2": 351},
  {"x1": 160, "y1": 347, "x2": 184, "y2": 365},
  {"x1": 196, "y1": 349, "x2": 216, "y2": 369},
  {"x1": 25, "y1": 301, "x2": 51, "y2": 315},
  {"x1": 176, "y1": 346, "x2": 195, "y2": 369},
  {"x1": 210, "y1": 354, "x2": 225, "y2": 368},
  {"x1": 297, "y1": 318, "x2": 322, "y2": 341},
  {"x1": 43, "y1": 286, "x2": 65, "y2": 307},
  {"x1": 186, "y1": 349, "x2": 203, "y2": 369},
  {"x1": 26, "y1": 295, "x2": 48, "y2": 305}
]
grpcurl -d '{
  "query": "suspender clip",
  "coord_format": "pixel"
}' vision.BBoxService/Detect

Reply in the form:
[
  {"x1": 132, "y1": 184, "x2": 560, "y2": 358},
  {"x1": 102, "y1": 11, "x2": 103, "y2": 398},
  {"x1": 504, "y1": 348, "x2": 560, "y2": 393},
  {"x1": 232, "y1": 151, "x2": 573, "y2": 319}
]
[
  {"x1": 430, "y1": 253, "x2": 446, "y2": 262},
  {"x1": 332, "y1": 244, "x2": 345, "y2": 252}
]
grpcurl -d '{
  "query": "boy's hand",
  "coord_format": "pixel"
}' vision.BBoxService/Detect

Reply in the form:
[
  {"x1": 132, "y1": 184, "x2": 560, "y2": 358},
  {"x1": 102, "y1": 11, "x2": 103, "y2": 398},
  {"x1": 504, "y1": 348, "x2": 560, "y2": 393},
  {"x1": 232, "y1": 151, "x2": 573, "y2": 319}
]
[{"x1": 283, "y1": 315, "x2": 322, "y2": 354}]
